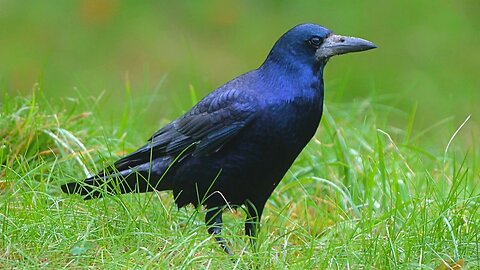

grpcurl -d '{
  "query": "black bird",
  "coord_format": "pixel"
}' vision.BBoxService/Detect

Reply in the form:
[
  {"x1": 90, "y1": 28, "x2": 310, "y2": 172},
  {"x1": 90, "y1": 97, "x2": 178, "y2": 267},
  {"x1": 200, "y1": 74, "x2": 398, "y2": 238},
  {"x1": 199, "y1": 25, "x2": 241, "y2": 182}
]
[{"x1": 62, "y1": 23, "x2": 376, "y2": 254}]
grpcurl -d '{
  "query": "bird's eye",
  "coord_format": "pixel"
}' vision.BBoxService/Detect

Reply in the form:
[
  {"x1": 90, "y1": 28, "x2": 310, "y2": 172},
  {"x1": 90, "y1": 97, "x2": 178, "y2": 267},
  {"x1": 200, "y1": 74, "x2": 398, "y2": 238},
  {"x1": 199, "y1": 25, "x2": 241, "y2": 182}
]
[{"x1": 309, "y1": 36, "x2": 322, "y2": 47}]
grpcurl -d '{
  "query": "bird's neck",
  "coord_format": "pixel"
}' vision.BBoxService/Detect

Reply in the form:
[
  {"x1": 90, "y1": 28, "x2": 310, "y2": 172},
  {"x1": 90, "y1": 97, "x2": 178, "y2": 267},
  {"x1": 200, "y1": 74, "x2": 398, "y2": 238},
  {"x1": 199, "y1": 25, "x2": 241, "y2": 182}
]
[{"x1": 259, "y1": 56, "x2": 325, "y2": 100}]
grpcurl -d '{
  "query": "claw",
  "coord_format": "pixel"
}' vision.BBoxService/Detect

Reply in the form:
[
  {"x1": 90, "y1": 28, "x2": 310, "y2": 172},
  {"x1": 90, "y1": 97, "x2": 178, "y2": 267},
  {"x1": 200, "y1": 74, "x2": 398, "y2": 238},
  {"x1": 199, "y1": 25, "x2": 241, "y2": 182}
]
[{"x1": 205, "y1": 209, "x2": 234, "y2": 255}]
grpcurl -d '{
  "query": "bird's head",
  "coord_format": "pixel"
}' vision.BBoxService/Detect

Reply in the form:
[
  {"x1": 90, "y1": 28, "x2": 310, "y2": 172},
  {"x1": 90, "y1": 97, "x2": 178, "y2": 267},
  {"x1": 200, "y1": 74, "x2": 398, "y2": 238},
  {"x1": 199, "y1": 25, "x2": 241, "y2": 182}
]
[{"x1": 264, "y1": 23, "x2": 376, "y2": 70}]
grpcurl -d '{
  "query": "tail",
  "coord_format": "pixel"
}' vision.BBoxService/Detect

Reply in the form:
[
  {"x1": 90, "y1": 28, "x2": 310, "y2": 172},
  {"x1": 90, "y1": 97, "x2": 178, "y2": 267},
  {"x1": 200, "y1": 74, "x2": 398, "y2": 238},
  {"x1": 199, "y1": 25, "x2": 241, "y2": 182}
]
[{"x1": 61, "y1": 158, "x2": 173, "y2": 199}]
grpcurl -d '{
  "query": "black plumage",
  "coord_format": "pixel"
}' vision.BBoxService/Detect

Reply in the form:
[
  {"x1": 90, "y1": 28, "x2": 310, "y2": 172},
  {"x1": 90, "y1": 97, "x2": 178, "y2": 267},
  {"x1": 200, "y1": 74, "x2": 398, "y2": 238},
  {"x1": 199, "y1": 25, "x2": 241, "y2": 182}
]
[{"x1": 61, "y1": 23, "x2": 376, "y2": 254}]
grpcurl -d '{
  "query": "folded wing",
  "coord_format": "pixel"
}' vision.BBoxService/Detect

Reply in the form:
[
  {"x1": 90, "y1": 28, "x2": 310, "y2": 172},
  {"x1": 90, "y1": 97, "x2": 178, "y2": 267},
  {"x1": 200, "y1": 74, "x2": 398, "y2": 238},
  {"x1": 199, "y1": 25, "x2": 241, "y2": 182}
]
[{"x1": 113, "y1": 88, "x2": 257, "y2": 171}]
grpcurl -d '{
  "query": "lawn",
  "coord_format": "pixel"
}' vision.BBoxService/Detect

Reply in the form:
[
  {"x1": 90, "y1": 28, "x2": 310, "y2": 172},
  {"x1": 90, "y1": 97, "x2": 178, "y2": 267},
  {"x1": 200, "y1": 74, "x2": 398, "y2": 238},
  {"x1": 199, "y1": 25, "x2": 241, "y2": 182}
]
[{"x1": 1, "y1": 1, "x2": 479, "y2": 269}]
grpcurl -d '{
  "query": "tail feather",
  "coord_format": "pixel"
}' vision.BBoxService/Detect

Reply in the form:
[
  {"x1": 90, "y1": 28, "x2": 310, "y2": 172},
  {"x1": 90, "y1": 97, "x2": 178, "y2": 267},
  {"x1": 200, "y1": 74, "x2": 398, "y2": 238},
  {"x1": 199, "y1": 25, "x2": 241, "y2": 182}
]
[
  {"x1": 61, "y1": 157, "x2": 173, "y2": 199},
  {"x1": 61, "y1": 178, "x2": 104, "y2": 199}
]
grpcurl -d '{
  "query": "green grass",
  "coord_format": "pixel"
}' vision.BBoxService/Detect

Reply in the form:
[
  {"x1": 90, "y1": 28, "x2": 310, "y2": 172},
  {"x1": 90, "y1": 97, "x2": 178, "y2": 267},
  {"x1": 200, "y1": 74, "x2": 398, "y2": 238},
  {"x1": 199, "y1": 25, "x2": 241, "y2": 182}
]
[
  {"x1": 1, "y1": 86, "x2": 478, "y2": 269},
  {"x1": 1, "y1": 2, "x2": 478, "y2": 268}
]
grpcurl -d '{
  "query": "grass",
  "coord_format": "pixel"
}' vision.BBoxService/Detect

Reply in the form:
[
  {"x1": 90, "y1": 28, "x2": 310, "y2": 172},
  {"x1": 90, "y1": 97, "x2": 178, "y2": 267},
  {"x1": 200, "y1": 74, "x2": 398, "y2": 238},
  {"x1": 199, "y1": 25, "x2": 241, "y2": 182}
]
[
  {"x1": 1, "y1": 2, "x2": 478, "y2": 268},
  {"x1": 1, "y1": 85, "x2": 479, "y2": 269}
]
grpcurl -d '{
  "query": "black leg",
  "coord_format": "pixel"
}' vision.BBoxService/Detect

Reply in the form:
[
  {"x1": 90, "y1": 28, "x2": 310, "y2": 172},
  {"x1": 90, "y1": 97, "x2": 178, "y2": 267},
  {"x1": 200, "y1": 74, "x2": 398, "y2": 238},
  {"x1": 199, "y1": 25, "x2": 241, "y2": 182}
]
[
  {"x1": 244, "y1": 200, "x2": 265, "y2": 252},
  {"x1": 205, "y1": 208, "x2": 234, "y2": 255}
]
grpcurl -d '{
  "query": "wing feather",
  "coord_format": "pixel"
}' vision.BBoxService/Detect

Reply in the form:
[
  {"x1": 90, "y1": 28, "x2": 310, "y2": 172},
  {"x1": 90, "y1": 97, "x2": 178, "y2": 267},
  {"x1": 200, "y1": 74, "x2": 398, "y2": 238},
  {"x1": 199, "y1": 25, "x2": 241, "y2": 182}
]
[{"x1": 113, "y1": 88, "x2": 257, "y2": 170}]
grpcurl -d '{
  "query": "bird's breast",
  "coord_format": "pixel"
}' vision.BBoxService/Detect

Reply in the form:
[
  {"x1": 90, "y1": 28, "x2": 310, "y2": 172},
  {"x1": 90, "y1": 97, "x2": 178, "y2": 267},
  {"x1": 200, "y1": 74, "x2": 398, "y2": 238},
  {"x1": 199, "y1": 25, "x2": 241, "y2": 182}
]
[{"x1": 259, "y1": 92, "x2": 323, "y2": 152}]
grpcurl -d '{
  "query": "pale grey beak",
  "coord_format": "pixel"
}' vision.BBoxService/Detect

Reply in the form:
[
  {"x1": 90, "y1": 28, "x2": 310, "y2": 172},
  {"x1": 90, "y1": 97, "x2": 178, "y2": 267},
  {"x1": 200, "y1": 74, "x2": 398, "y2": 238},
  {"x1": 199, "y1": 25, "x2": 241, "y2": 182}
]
[{"x1": 316, "y1": 34, "x2": 377, "y2": 59}]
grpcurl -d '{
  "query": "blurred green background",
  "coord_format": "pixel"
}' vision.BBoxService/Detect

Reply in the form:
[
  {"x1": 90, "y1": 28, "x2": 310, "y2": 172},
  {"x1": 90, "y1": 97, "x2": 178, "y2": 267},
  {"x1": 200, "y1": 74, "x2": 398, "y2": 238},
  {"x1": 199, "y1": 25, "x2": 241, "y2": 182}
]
[{"x1": 1, "y1": 0, "x2": 479, "y2": 139}]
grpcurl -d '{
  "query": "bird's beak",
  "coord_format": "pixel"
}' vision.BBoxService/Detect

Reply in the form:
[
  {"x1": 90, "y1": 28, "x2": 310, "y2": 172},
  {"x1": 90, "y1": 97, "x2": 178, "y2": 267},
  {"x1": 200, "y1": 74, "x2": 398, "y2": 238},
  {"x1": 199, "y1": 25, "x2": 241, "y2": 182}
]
[{"x1": 316, "y1": 34, "x2": 377, "y2": 59}]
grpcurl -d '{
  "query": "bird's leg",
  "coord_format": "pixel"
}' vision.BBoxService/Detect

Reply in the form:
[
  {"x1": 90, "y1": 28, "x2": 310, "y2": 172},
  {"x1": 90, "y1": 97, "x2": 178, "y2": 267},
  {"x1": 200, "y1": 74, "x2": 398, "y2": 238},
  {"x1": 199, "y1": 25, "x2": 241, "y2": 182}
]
[
  {"x1": 205, "y1": 208, "x2": 234, "y2": 255},
  {"x1": 244, "y1": 200, "x2": 264, "y2": 252}
]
